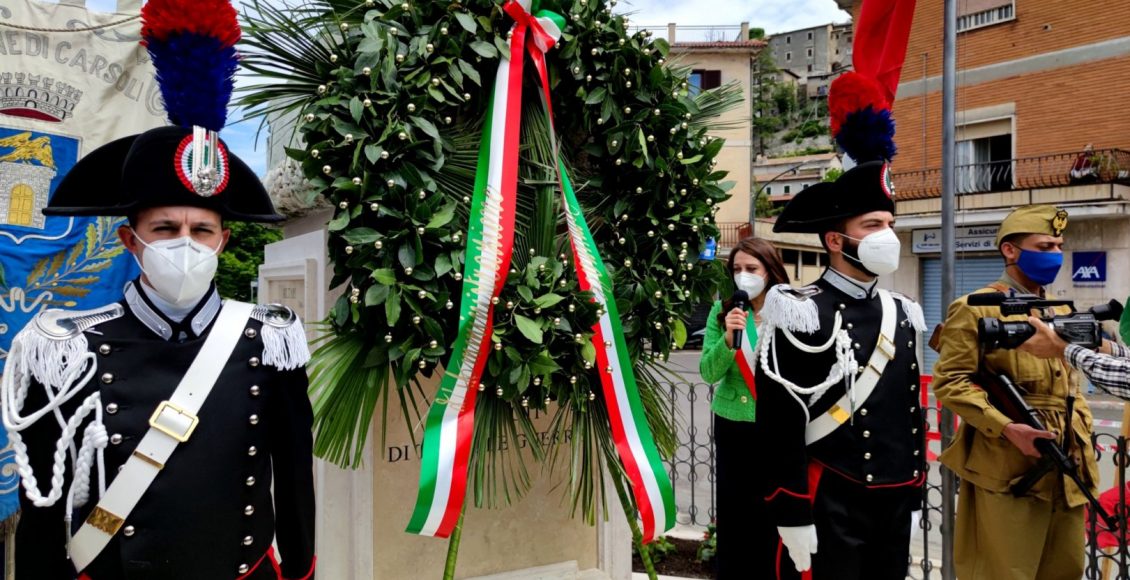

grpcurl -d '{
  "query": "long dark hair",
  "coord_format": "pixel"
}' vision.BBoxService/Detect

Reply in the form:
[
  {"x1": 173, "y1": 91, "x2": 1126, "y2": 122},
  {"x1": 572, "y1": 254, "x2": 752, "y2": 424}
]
[{"x1": 718, "y1": 237, "x2": 790, "y2": 325}]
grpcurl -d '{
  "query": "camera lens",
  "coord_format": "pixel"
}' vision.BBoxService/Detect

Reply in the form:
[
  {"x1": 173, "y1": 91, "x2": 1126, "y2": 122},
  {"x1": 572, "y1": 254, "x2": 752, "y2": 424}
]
[{"x1": 977, "y1": 318, "x2": 1036, "y2": 349}]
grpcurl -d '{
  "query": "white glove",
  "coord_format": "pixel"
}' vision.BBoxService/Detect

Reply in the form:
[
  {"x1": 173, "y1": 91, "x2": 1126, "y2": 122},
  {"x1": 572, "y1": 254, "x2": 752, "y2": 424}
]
[
  {"x1": 777, "y1": 525, "x2": 818, "y2": 572},
  {"x1": 910, "y1": 510, "x2": 923, "y2": 538}
]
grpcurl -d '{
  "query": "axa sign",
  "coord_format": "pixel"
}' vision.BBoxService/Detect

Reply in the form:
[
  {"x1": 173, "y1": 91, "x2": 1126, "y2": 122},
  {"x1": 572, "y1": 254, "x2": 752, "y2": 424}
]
[{"x1": 1072, "y1": 251, "x2": 1106, "y2": 284}]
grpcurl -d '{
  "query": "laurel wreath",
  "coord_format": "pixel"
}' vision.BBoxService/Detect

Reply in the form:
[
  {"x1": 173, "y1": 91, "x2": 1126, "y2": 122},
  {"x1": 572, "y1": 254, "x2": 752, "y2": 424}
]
[{"x1": 238, "y1": 0, "x2": 741, "y2": 534}]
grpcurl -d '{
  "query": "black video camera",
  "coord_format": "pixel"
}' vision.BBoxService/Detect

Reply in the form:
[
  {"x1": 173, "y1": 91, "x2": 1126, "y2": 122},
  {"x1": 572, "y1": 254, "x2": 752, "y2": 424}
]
[{"x1": 971, "y1": 292, "x2": 1123, "y2": 350}]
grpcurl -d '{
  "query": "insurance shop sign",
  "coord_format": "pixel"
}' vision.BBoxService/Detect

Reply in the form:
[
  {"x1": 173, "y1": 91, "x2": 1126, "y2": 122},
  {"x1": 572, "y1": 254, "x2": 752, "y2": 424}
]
[{"x1": 911, "y1": 225, "x2": 1000, "y2": 254}]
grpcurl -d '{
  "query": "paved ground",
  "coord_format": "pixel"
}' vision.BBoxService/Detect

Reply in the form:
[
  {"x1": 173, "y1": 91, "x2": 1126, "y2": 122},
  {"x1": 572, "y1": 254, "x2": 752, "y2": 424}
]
[{"x1": 662, "y1": 349, "x2": 1130, "y2": 579}]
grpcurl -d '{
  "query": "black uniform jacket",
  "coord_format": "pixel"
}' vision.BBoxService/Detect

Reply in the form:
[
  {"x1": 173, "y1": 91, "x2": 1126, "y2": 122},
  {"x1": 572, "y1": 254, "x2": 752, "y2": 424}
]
[
  {"x1": 754, "y1": 269, "x2": 927, "y2": 527},
  {"x1": 11, "y1": 281, "x2": 315, "y2": 580}
]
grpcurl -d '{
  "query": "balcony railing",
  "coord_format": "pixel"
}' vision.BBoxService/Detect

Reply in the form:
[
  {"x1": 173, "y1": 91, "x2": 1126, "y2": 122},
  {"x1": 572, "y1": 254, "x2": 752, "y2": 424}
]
[
  {"x1": 716, "y1": 221, "x2": 753, "y2": 250},
  {"x1": 893, "y1": 148, "x2": 1130, "y2": 199}
]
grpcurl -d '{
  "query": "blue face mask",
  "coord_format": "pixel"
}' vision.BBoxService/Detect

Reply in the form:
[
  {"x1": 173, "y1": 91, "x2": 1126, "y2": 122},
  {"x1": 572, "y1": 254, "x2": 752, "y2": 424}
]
[{"x1": 1016, "y1": 249, "x2": 1063, "y2": 286}]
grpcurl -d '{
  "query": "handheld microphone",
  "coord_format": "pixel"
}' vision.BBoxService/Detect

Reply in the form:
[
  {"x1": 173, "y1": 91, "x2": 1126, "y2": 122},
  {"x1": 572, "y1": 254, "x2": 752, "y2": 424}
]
[{"x1": 731, "y1": 290, "x2": 750, "y2": 349}]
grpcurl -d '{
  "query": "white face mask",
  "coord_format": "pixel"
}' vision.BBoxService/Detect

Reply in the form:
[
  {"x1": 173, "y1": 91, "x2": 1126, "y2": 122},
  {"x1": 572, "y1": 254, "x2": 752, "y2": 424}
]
[
  {"x1": 733, "y1": 272, "x2": 767, "y2": 298},
  {"x1": 842, "y1": 228, "x2": 901, "y2": 276},
  {"x1": 132, "y1": 231, "x2": 221, "y2": 307}
]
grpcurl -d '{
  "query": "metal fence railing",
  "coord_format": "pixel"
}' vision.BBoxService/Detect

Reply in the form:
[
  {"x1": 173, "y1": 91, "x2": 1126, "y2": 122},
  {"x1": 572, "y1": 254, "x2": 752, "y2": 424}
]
[
  {"x1": 1087, "y1": 431, "x2": 1130, "y2": 580},
  {"x1": 666, "y1": 382, "x2": 716, "y2": 528},
  {"x1": 714, "y1": 222, "x2": 752, "y2": 254},
  {"x1": 893, "y1": 148, "x2": 1130, "y2": 199}
]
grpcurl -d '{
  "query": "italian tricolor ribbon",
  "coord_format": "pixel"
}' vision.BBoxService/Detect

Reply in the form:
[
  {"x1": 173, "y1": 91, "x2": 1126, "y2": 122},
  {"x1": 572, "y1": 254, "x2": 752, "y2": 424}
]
[
  {"x1": 407, "y1": 0, "x2": 674, "y2": 543},
  {"x1": 733, "y1": 312, "x2": 758, "y2": 400}
]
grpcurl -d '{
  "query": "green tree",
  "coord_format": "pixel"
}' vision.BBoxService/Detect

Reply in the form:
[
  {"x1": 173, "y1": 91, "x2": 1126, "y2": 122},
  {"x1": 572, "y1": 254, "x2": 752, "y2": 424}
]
[
  {"x1": 752, "y1": 46, "x2": 783, "y2": 156},
  {"x1": 772, "y1": 83, "x2": 799, "y2": 119},
  {"x1": 753, "y1": 188, "x2": 780, "y2": 218},
  {"x1": 823, "y1": 167, "x2": 844, "y2": 182},
  {"x1": 216, "y1": 221, "x2": 283, "y2": 301}
]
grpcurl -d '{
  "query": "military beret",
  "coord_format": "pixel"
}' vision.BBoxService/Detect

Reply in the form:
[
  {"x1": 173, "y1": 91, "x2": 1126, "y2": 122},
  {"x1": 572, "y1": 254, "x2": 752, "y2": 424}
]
[
  {"x1": 773, "y1": 160, "x2": 896, "y2": 234},
  {"x1": 995, "y1": 205, "x2": 1068, "y2": 246}
]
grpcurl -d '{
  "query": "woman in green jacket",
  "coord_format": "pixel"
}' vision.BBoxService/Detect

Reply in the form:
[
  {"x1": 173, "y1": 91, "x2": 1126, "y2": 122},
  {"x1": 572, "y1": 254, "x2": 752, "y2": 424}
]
[{"x1": 700, "y1": 236, "x2": 790, "y2": 579}]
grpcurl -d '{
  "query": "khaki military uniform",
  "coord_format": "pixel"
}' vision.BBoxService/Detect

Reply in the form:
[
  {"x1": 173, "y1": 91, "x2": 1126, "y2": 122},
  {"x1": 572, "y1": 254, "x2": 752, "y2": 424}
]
[{"x1": 933, "y1": 275, "x2": 1098, "y2": 580}]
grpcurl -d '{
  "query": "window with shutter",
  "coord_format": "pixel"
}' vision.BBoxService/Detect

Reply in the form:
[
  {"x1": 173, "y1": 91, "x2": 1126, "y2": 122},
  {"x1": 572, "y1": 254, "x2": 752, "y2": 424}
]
[
  {"x1": 702, "y1": 70, "x2": 722, "y2": 90},
  {"x1": 957, "y1": 0, "x2": 1015, "y2": 32}
]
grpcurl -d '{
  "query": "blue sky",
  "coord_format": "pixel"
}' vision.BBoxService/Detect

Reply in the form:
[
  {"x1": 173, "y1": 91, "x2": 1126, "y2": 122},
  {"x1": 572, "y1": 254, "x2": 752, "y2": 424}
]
[
  {"x1": 83, "y1": 0, "x2": 848, "y2": 176},
  {"x1": 220, "y1": 109, "x2": 269, "y2": 176}
]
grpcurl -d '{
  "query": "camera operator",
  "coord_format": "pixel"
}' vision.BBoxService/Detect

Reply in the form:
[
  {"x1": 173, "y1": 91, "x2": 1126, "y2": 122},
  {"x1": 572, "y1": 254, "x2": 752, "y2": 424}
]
[
  {"x1": 1018, "y1": 316, "x2": 1130, "y2": 399},
  {"x1": 933, "y1": 205, "x2": 1098, "y2": 580}
]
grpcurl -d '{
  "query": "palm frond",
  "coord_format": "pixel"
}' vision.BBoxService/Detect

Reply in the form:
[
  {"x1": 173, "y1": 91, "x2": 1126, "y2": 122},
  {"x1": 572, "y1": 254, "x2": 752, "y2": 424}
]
[
  {"x1": 468, "y1": 398, "x2": 546, "y2": 509},
  {"x1": 690, "y1": 81, "x2": 748, "y2": 132},
  {"x1": 518, "y1": 98, "x2": 564, "y2": 265},
  {"x1": 433, "y1": 122, "x2": 482, "y2": 224},
  {"x1": 544, "y1": 401, "x2": 615, "y2": 525},
  {"x1": 633, "y1": 362, "x2": 679, "y2": 458},
  {"x1": 305, "y1": 322, "x2": 434, "y2": 468},
  {"x1": 307, "y1": 330, "x2": 391, "y2": 467},
  {"x1": 236, "y1": 0, "x2": 343, "y2": 120}
]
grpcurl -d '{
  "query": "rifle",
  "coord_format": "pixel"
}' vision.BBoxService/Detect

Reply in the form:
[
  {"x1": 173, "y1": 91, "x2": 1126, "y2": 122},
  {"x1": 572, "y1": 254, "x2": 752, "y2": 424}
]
[{"x1": 979, "y1": 371, "x2": 1119, "y2": 531}]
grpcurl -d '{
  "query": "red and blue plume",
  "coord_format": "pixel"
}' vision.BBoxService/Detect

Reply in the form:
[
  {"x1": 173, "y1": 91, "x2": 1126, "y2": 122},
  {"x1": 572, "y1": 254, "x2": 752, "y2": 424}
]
[
  {"x1": 830, "y1": 0, "x2": 916, "y2": 164},
  {"x1": 141, "y1": 0, "x2": 241, "y2": 132},
  {"x1": 830, "y1": 72, "x2": 896, "y2": 164}
]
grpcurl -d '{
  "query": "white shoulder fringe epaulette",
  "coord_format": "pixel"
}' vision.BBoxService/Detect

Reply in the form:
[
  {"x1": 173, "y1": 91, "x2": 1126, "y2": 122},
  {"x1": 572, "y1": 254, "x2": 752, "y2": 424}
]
[
  {"x1": 251, "y1": 303, "x2": 311, "y2": 371},
  {"x1": 892, "y1": 293, "x2": 927, "y2": 333},
  {"x1": 760, "y1": 284, "x2": 820, "y2": 334},
  {"x1": 758, "y1": 285, "x2": 859, "y2": 413},
  {"x1": 1, "y1": 304, "x2": 124, "y2": 517}
]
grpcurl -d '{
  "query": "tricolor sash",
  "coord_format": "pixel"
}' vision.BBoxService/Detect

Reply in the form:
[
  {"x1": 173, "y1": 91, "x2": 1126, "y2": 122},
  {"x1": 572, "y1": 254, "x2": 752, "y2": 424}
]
[
  {"x1": 406, "y1": 0, "x2": 674, "y2": 543},
  {"x1": 734, "y1": 312, "x2": 758, "y2": 400}
]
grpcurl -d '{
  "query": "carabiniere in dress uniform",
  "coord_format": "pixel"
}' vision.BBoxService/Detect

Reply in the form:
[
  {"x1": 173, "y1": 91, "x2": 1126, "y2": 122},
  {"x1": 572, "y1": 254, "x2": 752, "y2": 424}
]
[
  {"x1": 6, "y1": 285, "x2": 315, "y2": 579},
  {"x1": 0, "y1": 0, "x2": 316, "y2": 577},
  {"x1": 752, "y1": 161, "x2": 928, "y2": 580}
]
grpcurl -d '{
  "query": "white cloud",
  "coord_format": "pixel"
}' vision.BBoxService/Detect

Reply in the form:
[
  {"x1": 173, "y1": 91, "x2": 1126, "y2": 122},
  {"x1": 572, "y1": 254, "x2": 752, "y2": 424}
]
[{"x1": 621, "y1": 0, "x2": 849, "y2": 37}]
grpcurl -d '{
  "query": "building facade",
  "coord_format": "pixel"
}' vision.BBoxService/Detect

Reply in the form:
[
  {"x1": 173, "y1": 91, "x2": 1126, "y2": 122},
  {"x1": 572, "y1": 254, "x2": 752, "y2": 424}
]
[
  {"x1": 766, "y1": 22, "x2": 852, "y2": 86},
  {"x1": 836, "y1": 0, "x2": 1130, "y2": 373},
  {"x1": 668, "y1": 23, "x2": 763, "y2": 252},
  {"x1": 753, "y1": 152, "x2": 843, "y2": 207},
  {"x1": 768, "y1": 24, "x2": 834, "y2": 81}
]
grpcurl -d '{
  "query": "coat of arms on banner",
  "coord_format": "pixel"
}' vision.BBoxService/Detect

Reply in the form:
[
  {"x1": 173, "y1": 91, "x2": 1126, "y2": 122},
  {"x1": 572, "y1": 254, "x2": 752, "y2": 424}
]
[
  {"x1": 0, "y1": 126, "x2": 139, "y2": 365},
  {"x1": 0, "y1": 71, "x2": 83, "y2": 123}
]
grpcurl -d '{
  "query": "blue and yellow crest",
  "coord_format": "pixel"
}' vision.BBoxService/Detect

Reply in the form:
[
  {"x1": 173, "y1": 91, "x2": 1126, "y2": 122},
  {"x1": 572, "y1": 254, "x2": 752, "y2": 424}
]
[{"x1": 0, "y1": 126, "x2": 139, "y2": 368}]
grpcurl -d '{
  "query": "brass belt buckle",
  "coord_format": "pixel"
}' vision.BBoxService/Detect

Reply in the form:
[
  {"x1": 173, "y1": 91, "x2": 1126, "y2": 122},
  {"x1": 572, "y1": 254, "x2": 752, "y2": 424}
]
[
  {"x1": 148, "y1": 400, "x2": 199, "y2": 442},
  {"x1": 877, "y1": 334, "x2": 896, "y2": 360},
  {"x1": 87, "y1": 506, "x2": 125, "y2": 535}
]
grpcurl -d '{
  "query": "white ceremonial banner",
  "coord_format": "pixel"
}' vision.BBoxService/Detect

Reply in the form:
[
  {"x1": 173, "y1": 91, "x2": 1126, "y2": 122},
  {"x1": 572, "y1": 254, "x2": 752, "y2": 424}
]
[
  {"x1": 0, "y1": 0, "x2": 165, "y2": 362},
  {"x1": 0, "y1": 0, "x2": 165, "y2": 536}
]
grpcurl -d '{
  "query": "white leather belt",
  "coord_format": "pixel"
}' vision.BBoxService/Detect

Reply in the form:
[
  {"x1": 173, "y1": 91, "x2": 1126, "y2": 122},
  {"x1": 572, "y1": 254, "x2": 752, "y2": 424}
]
[
  {"x1": 69, "y1": 301, "x2": 254, "y2": 571},
  {"x1": 806, "y1": 289, "x2": 898, "y2": 445}
]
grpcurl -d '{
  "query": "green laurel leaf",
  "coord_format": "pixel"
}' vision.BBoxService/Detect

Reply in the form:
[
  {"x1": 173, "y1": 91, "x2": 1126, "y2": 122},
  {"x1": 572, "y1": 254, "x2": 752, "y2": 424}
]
[
  {"x1": 454, "y1": 11, "x2": 476, "y2": 33},
  {"x1": 514, "y1": 314, "x2": 543, "y2": 344}
]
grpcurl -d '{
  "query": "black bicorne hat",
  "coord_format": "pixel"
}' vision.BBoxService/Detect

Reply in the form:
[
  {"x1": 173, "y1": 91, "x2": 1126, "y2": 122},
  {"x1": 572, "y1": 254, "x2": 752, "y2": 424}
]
[
  {"x1": 772, "y1": 161, "x2": 896, "y2": 234},
  {"x1": 43, "y1": 126, "x2": 282, "y2": 223}
]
